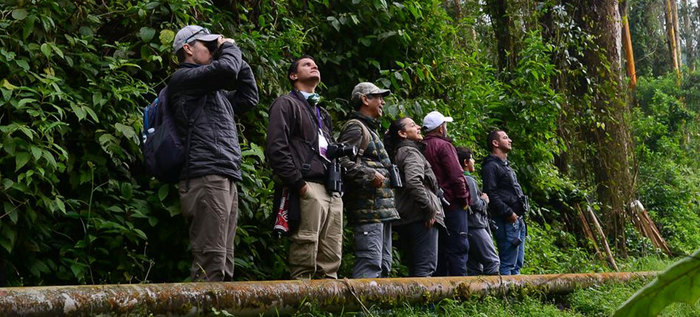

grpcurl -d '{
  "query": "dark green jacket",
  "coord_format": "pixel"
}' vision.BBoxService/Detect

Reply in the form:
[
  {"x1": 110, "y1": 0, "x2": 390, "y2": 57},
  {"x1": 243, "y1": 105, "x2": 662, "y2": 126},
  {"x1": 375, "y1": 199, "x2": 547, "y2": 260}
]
[
  {"x1": 338, "y1": 112, "x2": 399, "y2": 224},
  {"x1": 393, "y1": 140, "x2": 445, "y2": 227}
]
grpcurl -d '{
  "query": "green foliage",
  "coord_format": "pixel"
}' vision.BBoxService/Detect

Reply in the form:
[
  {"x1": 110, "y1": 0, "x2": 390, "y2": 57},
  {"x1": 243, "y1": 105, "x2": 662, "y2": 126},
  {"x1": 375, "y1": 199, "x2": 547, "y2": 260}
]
[
  {"x1": 632, "y1": 73, "x2": 700, "y2": 255},
  {"x1": 614, "y1": 249, "x2": 700, "y2": 317},
  {"x1": 629, "y1": 0, "x2": 672, "y2": 77},
  {"x1": 523, "y1": 221, "x2": 607, "y2": 275},
  {"x1": 0, "y1": 0, "x2": 696, "y2": 287}
]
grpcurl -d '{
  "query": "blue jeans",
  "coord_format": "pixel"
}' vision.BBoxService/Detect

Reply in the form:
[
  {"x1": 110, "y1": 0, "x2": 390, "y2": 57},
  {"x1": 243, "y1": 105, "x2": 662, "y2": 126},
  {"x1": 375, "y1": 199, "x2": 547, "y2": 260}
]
[
  {"x1": 435, "y1": 208, "x2": 469, "y2": 276},
  {"x1": 494, "y1": 216, "x2": 526, "y2": 275}
]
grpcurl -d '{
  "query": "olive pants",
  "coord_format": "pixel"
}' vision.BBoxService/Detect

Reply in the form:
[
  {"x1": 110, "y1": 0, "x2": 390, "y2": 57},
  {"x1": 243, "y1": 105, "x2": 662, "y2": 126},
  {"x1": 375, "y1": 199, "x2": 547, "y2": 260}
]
[
  {"x1": 179, "y1": 175, "x2": 238, "y2": 281},
  {"x1": 289, "y1": 182, "x2": 343, "y2": 279}
]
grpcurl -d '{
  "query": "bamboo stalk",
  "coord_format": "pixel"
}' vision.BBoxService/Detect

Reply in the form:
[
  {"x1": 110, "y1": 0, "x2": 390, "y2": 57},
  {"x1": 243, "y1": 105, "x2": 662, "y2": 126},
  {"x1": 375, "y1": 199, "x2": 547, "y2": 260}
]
[
  {"x1": 0, "y1": 273, "x2": 655, "y2": 316},
  {"x1": 621, "y1": 15, "x2": 637, "y2": 89},
  {"x1": 586, "y1": 205, "x2": 619, "y2": 271},
  {"x1": 630, "y1": 200, "x2": 672, "y2": 256},
  {"x1": 576, "y1": 204, "x2": 604, "y2": 262},
  {"x1": 665, "y1": 0, "x2": 682, "y2": 84}
]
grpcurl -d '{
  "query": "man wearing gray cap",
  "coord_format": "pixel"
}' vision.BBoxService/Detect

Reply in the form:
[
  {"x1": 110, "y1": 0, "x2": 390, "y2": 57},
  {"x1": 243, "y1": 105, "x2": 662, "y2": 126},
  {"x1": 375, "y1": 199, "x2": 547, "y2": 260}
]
[
  {"x1": 337, "y1": 82, "x2": 400, "y2": 278},
  {"x1": 421, "y1": 111, "x2": 471, "y2": 276},
  {"x1": 168, "y1": 25, "x2": 258, "y2": 281}
]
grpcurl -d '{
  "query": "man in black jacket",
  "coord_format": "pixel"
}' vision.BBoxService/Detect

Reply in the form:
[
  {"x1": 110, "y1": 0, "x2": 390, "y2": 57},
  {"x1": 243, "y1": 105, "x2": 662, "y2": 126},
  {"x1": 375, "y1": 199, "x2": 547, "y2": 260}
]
[
  {"x1": 266, "y1": 56, "x2": 343, "y2": 279},
  {"x1": 168, "y1": 25, "x2": 259, "y2": 281},
  {"x1": 481, "y1": 130, "x2": 528, "y2": 275}
]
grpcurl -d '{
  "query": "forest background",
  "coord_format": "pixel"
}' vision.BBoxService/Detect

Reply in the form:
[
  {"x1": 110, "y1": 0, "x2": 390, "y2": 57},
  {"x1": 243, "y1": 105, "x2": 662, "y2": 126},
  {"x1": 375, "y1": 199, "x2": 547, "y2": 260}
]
[{"x1": 0, "y1": 0, "x2": 698, "y2": 286}]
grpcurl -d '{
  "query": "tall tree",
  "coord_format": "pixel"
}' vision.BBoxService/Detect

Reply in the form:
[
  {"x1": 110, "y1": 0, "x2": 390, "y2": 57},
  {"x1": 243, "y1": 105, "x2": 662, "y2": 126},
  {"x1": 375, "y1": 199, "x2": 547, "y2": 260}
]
[
  {"x1": 671, "y1": 0, "x2": 683, "y2": 68},
  {"x1": 665, "y1": 0, "x2": 681, "y2": 82},
  {"x1": 681, "y1": 0, "x2": 695, "y2": 71},
  {"x1": 486, "y1": 0, "x2": 517, "y2": 73},
  {"x1": 569, "y1": 0, "x2": 636, "y2": 252}
]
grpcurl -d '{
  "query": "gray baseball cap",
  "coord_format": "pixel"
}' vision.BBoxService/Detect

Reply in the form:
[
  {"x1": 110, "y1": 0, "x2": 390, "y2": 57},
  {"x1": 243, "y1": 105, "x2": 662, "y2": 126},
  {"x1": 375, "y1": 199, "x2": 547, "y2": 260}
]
[
  {"x1": 172, "y1": 25, "x2": 221, "y2": 52},
  {"x1": 351, "y1": 82, "x2": 391, "y2": 104}
]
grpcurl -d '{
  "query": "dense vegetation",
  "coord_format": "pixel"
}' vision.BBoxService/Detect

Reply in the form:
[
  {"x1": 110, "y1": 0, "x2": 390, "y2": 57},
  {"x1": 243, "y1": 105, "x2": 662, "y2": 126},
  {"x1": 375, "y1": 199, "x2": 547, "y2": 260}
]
[{"x1": 0, "y1": 0, "x2": 698, "y2": 288}]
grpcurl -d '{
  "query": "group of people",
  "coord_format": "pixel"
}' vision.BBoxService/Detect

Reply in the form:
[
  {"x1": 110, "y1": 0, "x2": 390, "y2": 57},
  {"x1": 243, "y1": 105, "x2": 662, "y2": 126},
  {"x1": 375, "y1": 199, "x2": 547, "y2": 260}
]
[{"x1": 167, "y1": 25, "x2": 529, "y2": 281}]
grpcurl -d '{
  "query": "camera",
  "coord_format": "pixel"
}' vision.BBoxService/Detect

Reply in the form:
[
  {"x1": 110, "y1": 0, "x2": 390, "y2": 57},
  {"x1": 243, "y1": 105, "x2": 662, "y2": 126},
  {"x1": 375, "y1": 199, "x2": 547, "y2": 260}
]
[
  {"x1": 519, "y1": 195, "x2": 530, "y2": 213},
  {"x1": 512, "y1": 236, "x2": 522, "y2": 246},
  {"x1": 326, "y1": 143, "x2": 357, "y2": 160},
  {"x1": 489, "y1": 219, "x2": 499, "y2": 232},
  {"x1": 437, "y1": 188, "x2": 450, "y2": 207},
  {"x1": 388, "y1": 164, "x2": 403, "y2": 188},
  {"x1": 325, "y1": 143, "x2": 357, "y2": 194}
]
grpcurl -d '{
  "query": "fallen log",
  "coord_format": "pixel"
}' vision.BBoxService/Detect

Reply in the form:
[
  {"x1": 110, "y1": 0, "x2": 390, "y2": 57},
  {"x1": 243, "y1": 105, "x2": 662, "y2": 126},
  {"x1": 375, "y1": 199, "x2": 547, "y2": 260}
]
[{"x1": 0, "y1": 272, "x2": 655, "y2": 316}]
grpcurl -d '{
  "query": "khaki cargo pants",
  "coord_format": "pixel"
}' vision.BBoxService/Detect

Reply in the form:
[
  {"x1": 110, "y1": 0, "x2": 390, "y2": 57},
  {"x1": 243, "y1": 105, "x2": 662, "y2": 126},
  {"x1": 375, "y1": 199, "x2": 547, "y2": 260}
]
[
  {"x1": 289, "y1": 182, "x2": 343, "y2": 279},
  {"x1": 179, "y1": 175, "x2": 238, "y2": 281}
]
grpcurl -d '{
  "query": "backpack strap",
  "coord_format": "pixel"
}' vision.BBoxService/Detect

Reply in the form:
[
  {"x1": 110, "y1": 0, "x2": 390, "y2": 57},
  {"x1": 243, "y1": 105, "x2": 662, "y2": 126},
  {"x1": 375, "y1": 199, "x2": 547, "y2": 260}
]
[{"x1": 342, "y1": 119, "x2": 371, "y2": 165}]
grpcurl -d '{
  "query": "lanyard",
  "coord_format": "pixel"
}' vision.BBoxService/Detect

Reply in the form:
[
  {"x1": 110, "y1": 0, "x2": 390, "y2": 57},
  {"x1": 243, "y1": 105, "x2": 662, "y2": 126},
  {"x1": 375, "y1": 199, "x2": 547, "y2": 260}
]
[{"x1": 315, "y1": 106, "x2": 323, "y2": 130}]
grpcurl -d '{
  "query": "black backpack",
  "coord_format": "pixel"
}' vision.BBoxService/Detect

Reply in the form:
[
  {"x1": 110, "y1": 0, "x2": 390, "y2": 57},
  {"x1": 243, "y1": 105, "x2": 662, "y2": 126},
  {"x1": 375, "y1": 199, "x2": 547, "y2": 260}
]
[{"x1": 141, "y1": 87, "x2": 204, "y2": 183}]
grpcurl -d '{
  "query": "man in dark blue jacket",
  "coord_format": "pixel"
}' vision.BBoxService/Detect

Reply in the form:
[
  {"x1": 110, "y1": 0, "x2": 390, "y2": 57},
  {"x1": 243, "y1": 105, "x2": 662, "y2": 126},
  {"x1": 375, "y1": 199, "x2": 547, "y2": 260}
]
[
  {"x1": 168, "y1": 25, "x2": 259, "y2": 281},
  {"x1": 481, "y1": 130, "x2": 529, "y2": 275}
]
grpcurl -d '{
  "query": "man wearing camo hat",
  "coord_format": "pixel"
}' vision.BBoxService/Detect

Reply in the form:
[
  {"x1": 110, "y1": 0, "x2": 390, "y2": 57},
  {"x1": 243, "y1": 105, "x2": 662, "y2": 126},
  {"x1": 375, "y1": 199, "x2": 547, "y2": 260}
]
[
  {"x1": 168, "y1": 25, "x2": 258, "y2": 281},
  {"x1": 338, "y1": 82, "x2": 400, "y2": 278}
]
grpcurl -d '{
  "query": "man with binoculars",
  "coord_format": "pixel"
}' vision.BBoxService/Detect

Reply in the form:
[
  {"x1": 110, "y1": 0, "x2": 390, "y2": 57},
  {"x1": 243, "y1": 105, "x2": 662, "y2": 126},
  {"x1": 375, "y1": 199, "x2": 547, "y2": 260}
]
[
  {"x1": 169, "y1": 25, "x2": 259, "y2": 281},
  {"x1": 337, "y1": 82, "x2": 401, "y2": 278}
]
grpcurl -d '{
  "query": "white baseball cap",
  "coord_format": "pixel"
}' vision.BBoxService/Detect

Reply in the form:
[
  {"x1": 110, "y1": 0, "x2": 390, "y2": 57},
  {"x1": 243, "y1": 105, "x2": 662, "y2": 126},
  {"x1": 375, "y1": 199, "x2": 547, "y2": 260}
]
[{"x1": 422, "y1": 111, "x2": 454, "y2": 131}]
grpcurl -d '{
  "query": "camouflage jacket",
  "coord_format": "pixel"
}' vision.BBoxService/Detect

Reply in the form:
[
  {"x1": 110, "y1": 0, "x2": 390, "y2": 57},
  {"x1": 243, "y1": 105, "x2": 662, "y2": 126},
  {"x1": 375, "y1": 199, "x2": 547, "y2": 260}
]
[{"x1": 337, "y1": 112, "x2": 399, "y2": 224}]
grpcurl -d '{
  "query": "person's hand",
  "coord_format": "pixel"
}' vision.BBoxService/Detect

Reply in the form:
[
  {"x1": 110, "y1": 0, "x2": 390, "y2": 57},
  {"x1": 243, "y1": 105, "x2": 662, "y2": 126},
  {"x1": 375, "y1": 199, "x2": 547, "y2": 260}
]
[
  {"x1": 425, "y1": 218, "x2": 436, "y2": 228},
  {"x1": 218, "y1": 36, "x2": 235, "y2": 45},
  {"x1": 299, "y1": 183, "x2": 309, "y2": 197},
  {"x1": 371, "y1": 172, "x2": 385, "y2": 188},
  {"x1": 481, "y1": 193, "x2": 489, "y2": 204},
  {"x1": 507, "y1": 212, "x2": 518, "y2": 223}
]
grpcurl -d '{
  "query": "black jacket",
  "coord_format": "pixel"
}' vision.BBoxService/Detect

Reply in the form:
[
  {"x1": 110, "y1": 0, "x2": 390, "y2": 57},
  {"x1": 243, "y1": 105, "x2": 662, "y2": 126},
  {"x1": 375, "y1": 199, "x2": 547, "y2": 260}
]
[
  {"x1": 266, "y1": 91, "x2": 335, "y2": 192},
  {"x1": 481, "y1": 154, "x2": 526, "y2": 220},
  {"x1": 168, "y1": 42, "x2": 259, "y2": 181}
]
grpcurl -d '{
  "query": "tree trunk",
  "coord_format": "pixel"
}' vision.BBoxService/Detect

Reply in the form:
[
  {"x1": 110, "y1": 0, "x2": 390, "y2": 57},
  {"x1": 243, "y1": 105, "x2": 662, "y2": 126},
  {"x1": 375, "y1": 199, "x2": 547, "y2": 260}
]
[
  {"x1": 671, "y1": 0, "x2": 683, "y2": 68},
  {"x1": 620, "y1": 1, "x2": 637, "y2": 89},
  {"x1": 451, "y1": 0, "x2": 462, "y2": 19},
  {"x1": 0, "y1": 273, "x2": 656, "y2": 316},
  {"x1": 665, "y1": 0, "x2": 681, "y2": 83},
  {"x1": 575, "y1": 0, "x2": 635, "y2": 255},
  {"x1": 486, "y1": 0, "x2": 517, "y2": 74},
  {"x1": 681, "y1": 0, "x2": 695, "y2": 71}
]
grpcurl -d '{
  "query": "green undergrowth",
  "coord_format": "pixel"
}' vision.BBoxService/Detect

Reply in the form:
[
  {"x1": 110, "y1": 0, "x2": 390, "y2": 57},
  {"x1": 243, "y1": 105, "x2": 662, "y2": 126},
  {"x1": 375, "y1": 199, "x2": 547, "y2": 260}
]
[{"x1": 289, "y1": 277, "x2": 700, "y2": 317}]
